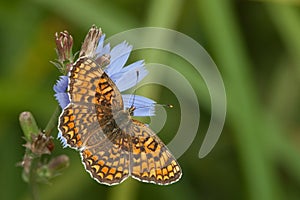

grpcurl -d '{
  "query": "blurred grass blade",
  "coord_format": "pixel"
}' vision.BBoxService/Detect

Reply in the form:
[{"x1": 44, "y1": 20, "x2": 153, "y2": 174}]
[
  {"x1": 32, "y1": 0, "x2": 138, "y2": 34},
  {"x1": 197, "y1": 0, "x2": 282, "y2": 199}
]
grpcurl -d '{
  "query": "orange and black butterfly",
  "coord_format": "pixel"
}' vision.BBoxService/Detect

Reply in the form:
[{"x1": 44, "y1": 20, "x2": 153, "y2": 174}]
[{"x1": 56, "y1": 26, "x2": 182, "y2": 185}]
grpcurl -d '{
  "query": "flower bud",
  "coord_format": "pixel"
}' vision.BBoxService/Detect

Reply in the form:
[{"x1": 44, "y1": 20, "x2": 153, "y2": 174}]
[
  {"x1": 55, "y1": 31, "x2": 74, "y2": 73},
  {"x1": 48, "y1": 155, "x2": 69, "y2": 173},
  {"x1": 19, "y1": 111, "x2": 39, "y2": 142}
]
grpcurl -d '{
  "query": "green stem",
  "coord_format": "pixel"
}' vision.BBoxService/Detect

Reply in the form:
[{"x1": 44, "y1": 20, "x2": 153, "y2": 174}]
[
  {"x1": 44, "y1": 107, "x2": 60, "y2": 137},
  {"x1": 29, "y1": 156, "x2": 40, "y2": 200}
]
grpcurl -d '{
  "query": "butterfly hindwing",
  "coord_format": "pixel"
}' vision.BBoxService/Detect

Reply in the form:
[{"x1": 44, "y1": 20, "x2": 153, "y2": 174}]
[
  {"x1": 80, "y1": 129, "x2": 131, "y2": 185},
  {"x1": 59, "y1": 103, "x2": 104, "y2": 149},
  {"x1": 130, "y1": 120, "x2": 182, "y2": 185}
]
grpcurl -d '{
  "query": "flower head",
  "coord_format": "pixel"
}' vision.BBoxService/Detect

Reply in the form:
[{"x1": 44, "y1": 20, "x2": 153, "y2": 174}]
[{"x1": 54, "y1": 27, "x2": 155, "y2": 119}]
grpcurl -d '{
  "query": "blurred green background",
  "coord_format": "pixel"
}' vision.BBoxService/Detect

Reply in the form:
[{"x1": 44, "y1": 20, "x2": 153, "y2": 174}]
[{"x1": 1, "y1": 0, "x2": 300, "y2": 199}]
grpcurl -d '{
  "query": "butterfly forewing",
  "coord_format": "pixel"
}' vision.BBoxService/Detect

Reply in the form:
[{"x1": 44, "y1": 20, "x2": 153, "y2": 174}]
[{"x1": 68, "y1": 57, "x2": 123, "y2": 112}]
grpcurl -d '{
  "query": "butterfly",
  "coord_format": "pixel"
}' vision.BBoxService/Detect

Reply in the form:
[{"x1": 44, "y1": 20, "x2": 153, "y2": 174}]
[{"x1": 58, "y1": 56, "x2": 182, "y2": 185}]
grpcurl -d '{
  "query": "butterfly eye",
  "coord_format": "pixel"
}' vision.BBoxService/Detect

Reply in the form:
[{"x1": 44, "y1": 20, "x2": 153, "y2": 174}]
[
  {"x1": 132, "y1": 137, "x2": 139, "y2": 144},
  {"x1": 128, "y1": 106, "x2": 136, "y2": 116}
]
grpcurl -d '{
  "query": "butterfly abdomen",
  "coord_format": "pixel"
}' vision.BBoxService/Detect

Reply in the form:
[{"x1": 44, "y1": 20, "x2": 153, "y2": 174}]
[{"x1": 113, "y1": 110, "x2": 131, "y2": 130}]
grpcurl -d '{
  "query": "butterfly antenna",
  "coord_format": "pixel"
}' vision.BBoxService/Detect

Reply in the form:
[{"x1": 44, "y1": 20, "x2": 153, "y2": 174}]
[
  {"x1": 133, "y1": 103, "x2": 173, "y2": 113},
  {"x1": 129, "y1": 70, "x2": 140, "y2": 115}
]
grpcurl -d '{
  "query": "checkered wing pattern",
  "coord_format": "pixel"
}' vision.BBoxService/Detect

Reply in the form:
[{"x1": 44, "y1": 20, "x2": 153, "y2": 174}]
[
  {"x1": 59, "y1": 57, "x2": 130, "y2": 184},
  {"x1": 58, "y1": 57, "x2": 182, "y2": 185},
  {"x1": 130, "y1": 120, "x2": 182, "y2": 185}
]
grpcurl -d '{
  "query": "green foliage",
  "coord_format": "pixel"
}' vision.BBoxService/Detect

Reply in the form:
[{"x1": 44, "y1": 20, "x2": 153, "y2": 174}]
[{"x1": 1, "y1": 0, "x2": 300, "y2": 199}]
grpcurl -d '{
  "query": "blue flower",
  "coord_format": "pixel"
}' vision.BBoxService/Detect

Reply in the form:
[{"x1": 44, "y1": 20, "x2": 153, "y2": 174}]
[
  {"x1": 54, "y1": 34, "x2": 156, "y2": 117},
  {"x1": 53, "y1": 76, "x2": 69, "y2": 109}
]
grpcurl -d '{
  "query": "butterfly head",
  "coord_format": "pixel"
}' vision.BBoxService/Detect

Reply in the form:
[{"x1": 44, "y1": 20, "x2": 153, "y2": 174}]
[{"x1": 128, "y1": 106, "x2": 136, "y2": 116}]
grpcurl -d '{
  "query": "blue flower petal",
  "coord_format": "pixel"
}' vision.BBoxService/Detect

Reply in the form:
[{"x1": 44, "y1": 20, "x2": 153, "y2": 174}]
[
  {"x1": 102, "y1": 43, "x2": 111, "y2": 55},
  {"x1": 53, "y1": 76, "x2": 68, "y2": 93},
  {"x1": 122, "y1": 94, "x2": 156, "y2": 116},
  {"x1": 109, "y1": 60, "x2": 145, "y2": 82},
  {"x1": 97, "y1": 34, "x2": 105, "y2": 49},
  {"x1": 95, "y1": 34, "x2": 111, "y2": 57},
  {"x1": 55, "y1": 93, "x2": 70, "y2": 109},
  {"x1": 114, "y1": 61, "x2": 148, "y2": 92},
  {"x1": 105, "y1": 42, "x2": 132, "y2": 76},
  {"x1": 57, "y1": 131, "x2": 69, "y2": 148},
  {"x1": 54, "y1": 76, "x2": 70, "y2": 108},
  {"x1": 119, "y1": 60, "x2": 145, "y2": 73}
]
